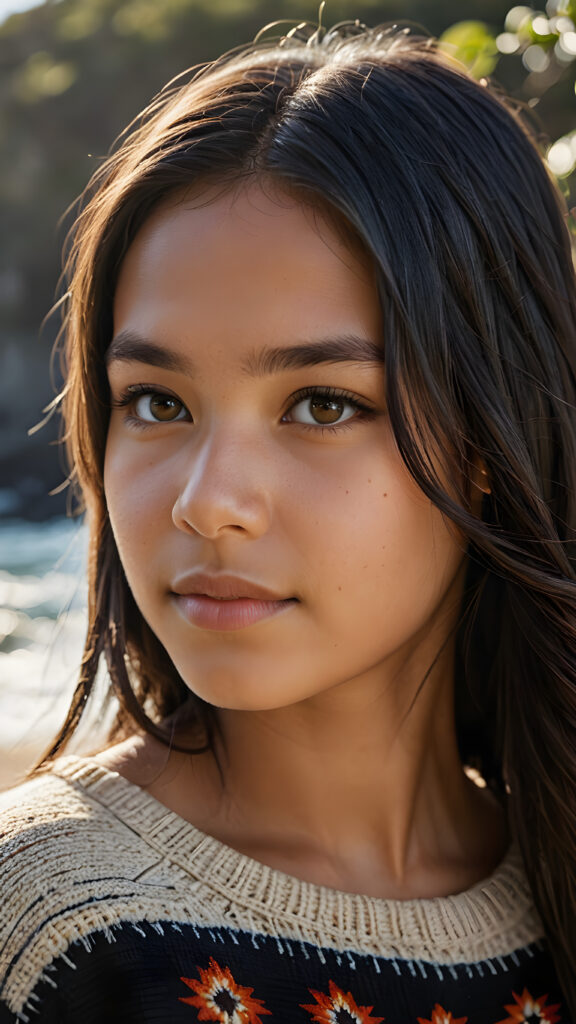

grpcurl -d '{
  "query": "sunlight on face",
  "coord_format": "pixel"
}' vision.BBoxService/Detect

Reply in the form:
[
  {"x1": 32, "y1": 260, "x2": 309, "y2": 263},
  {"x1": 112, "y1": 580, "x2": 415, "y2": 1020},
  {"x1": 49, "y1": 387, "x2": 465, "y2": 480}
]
[{"x1": 104, "y1": 183, "x2": 466, "y2": 712}]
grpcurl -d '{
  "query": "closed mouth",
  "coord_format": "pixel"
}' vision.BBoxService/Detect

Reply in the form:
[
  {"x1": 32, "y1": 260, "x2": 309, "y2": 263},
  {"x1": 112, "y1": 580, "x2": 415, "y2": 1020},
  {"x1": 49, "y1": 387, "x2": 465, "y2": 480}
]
[{"x1": 170, "y1": 571, "x2": 295, "y2": 603}]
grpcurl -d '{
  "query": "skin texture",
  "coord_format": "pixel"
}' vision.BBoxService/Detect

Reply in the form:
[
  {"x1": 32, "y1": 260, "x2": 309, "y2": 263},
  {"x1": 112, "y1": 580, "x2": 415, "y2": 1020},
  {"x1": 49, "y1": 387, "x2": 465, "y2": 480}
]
[{"x1": 100, "y1": 183, "x2": 508, "y2": 899}]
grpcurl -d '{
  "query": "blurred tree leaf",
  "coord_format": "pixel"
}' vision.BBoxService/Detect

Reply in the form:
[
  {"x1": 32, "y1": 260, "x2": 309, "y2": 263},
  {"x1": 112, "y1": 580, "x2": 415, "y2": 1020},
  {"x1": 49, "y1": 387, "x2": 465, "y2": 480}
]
[
  {"x1": 12, "y1": 51, "x2": 77, "y2": 103},
  {"x1": 56, "y1": 7, "x2": 104, "y2": 41},
  {"x1": 492, "y1": 4, "x2": 576, "y2": 189},
  {"x1": 440, "y1": 20, "x2": 499, "y2": 78}
]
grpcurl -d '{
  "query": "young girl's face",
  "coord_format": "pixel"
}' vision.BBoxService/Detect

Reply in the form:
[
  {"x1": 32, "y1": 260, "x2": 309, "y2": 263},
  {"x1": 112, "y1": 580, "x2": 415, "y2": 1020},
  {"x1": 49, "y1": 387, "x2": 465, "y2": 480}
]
[{"x1": 104, "y1": 183, "x2": 466, "y2": 712}]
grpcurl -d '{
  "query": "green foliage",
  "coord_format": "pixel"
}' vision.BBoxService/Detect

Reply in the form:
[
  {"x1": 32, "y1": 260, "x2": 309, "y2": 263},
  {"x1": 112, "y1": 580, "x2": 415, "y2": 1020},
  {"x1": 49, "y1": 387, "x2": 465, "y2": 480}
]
[
  {"x1": 12, "y1": 51, "x2": 77, "y2": 102},
  {"x1": 440, "y1": 20, "x2": 499, "y2": 78}
]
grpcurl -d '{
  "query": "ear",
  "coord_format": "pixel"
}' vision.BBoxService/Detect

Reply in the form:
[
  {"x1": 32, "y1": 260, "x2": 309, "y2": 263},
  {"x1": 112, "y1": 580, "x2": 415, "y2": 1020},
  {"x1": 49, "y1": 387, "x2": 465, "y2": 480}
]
[
  {"x1": 469, "y1": 455, "x2": 491, "y2": 517},
  {"x1": 471, "y1": 459, "x2": 491, "y2": 495}
]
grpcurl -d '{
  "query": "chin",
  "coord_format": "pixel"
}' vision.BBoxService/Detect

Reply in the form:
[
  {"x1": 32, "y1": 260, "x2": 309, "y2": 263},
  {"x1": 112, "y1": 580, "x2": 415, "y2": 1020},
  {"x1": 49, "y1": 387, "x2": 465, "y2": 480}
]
[{"x1": 177, "y1": 668, "x2": 318, "y2": 714}]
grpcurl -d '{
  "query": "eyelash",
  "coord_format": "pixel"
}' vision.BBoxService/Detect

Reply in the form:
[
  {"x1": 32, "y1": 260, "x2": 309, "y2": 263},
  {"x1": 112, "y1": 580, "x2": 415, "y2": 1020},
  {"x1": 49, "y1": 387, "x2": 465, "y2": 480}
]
[
  {"x1": 112, "y1": 384, "x2": 189, "y2": 431},
  {"x1": 283, "y1": 386, "x2": 377, "y2": 433},
  {"x1": 111, "y1": 383, "x2": 377, "y2": 434}
]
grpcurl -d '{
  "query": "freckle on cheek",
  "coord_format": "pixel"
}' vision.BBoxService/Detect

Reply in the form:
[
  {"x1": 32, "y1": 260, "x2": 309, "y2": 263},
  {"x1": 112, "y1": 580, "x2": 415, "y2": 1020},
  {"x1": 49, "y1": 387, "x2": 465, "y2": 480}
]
[{"x1": 382, "y1": 492, "x2": 388, "y2": 497}]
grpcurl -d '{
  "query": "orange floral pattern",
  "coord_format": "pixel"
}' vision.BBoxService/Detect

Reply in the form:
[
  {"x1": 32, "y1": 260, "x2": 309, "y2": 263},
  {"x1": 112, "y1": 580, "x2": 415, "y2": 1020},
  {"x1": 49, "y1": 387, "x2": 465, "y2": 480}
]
[
  {"x1": 417, "y1": 1005, "x2": 468, "y2": 1024},
  {"x1": 495, "y1": 988, "x2": 562, "y2": 1024},
  {"x1": 301, "y1": 978, "x2": 385, "y2": 1023},
  {"x1": 179, "y1": 957, "x2": 271, "y2": 1022}
]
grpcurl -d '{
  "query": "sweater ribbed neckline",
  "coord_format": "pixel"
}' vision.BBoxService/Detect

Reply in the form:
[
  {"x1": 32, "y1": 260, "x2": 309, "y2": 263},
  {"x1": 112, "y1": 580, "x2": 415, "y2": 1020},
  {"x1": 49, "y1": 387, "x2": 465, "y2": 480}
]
[{"x1": 50, "y1": 754, "x2": 537, "y2": 959}]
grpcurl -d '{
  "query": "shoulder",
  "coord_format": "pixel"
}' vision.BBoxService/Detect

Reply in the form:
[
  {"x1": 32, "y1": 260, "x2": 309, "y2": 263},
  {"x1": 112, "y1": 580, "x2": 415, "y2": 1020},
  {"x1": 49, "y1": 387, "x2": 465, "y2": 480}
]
[
  {"x1": 0, "y1": 765, "x2": 134, "y2": 950},
  {"x1": 0, "y1": 752, "x2": 187, "y2": 910},
  {"x1": 0, "y1": 762, "x2": 134, "y2": 878},
  {"x1": 0, "y1": 768, "x2": 104, "y2": 874},
  {"x1": 0, "y1": 760, "x2": 171, "y2": 1014},
  {"x1": 0, "y1": 755, "x2": 261, "y2": 1022},
  {"x1": 0, "y1": 764, "x2": 96, "y2": 820}
]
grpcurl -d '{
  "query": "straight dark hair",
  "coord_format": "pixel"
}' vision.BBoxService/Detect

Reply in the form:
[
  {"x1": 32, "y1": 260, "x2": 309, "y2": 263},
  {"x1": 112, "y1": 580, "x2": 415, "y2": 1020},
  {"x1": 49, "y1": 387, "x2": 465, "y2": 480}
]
[{"x1": 38, "y1": 20, "x2": 576, "y2": 1007}]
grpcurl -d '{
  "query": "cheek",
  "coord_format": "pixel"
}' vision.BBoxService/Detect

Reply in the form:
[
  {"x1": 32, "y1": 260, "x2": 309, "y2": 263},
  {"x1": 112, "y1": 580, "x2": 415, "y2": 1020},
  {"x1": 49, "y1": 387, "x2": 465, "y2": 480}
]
[
  {"x1": 103, "y1": 431, "x2": 171, "y2": 571},
  {"x1": 299, "y1": 455, "x2": 465, "y2": 635}
]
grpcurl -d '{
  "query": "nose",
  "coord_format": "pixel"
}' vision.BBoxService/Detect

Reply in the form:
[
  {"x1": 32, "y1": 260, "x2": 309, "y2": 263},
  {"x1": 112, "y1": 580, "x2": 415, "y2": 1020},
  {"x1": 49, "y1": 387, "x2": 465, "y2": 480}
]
[{"x1": 171, "y1": 430, "x2": 272, "y2": 540}]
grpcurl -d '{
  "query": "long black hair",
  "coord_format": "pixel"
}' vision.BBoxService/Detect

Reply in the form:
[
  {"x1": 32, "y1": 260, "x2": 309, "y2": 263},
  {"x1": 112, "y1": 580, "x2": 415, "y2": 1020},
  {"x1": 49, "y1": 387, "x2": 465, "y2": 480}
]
[{"x1": 38, "y1": 21, "x2": 576, "y2": 1005}]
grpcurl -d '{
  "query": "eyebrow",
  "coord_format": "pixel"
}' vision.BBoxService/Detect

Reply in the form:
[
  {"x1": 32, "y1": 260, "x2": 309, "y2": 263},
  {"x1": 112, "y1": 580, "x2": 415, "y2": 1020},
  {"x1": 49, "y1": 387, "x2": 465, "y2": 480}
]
[{"x1": 105, "y1": 329, "x2": 384, "y2": 377}]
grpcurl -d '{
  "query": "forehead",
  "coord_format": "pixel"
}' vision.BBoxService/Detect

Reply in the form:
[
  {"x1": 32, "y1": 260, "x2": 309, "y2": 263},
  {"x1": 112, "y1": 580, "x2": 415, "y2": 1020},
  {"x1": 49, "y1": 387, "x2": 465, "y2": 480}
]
[{"x1": 112, "y1": 183, "x2": 382, "y2": 357}]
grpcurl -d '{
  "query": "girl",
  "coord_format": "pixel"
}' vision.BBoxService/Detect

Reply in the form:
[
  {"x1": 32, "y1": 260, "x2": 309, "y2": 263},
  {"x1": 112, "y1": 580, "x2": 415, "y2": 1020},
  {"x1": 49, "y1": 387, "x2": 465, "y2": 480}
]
[{"x1": 1, "y1": 17, "x2": 575, "y2": 1024}]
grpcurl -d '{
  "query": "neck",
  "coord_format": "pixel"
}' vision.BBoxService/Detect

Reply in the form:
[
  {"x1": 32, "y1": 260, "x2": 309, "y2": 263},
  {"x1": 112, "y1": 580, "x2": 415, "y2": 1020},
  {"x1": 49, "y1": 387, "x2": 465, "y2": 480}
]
[
  {"x1": 96, "y1": 597, "x2": 509, "y2": 899},
  {"x1": 172, "y1": 646, "x2": 508, "y2": 898}
]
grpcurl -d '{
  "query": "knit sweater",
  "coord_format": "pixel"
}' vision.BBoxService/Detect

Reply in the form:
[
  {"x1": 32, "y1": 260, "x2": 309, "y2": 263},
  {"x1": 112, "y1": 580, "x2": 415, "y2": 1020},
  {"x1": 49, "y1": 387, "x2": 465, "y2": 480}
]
[{"x1": 0, "y1": 755, "x2": 568, "y2": 1024}]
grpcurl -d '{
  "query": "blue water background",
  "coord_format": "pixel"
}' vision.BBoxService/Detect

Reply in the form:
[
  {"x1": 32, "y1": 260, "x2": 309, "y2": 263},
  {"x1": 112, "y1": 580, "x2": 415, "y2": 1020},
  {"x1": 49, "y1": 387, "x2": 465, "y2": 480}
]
[{"x1": 0, "y1": 516, "x2": 90, "y2": 787}]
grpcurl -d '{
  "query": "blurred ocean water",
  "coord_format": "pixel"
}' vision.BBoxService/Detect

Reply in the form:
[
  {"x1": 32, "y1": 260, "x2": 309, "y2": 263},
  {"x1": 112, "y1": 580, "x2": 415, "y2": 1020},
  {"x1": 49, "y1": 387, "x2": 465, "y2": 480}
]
[{"x1": 0, "y1": 516, "x2": 89, "y2": 788}]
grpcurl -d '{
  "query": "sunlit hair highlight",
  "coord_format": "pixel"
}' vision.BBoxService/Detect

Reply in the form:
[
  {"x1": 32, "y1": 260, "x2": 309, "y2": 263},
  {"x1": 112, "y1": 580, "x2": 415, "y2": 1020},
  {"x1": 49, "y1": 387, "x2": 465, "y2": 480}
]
[{"x1": 37, "y1": 20, "x2": 576, "y2": 1007}]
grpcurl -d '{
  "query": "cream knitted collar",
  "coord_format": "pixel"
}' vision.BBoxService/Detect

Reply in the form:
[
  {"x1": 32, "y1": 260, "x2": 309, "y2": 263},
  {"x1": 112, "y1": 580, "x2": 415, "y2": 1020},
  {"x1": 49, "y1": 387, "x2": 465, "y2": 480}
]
[{"x1": 48, "y1": 754, "x2": 542, "y2": 965}]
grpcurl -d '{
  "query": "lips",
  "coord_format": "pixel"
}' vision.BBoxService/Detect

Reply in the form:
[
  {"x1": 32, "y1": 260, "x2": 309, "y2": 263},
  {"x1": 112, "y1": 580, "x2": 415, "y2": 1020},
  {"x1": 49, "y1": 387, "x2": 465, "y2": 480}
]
[
  {"x1": 170, "y1": 572, "x2": 298, "y2": 631},
  {"x1": 170, "y1": 572, "x2": 291, "y2": 602}
]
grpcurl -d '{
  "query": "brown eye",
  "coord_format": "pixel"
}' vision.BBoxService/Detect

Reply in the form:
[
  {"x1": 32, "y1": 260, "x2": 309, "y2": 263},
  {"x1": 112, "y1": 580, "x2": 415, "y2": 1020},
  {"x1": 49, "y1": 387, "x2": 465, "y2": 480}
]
[
  {"x1": 309, "y1": 397, "x2": 346, "y2": 424},
  {"x1": 134, "y1": 393, "x2": 187, "y2": 422},
  {"x1": 288, "y1": 393, "x2": 357, "y2": 427}
]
